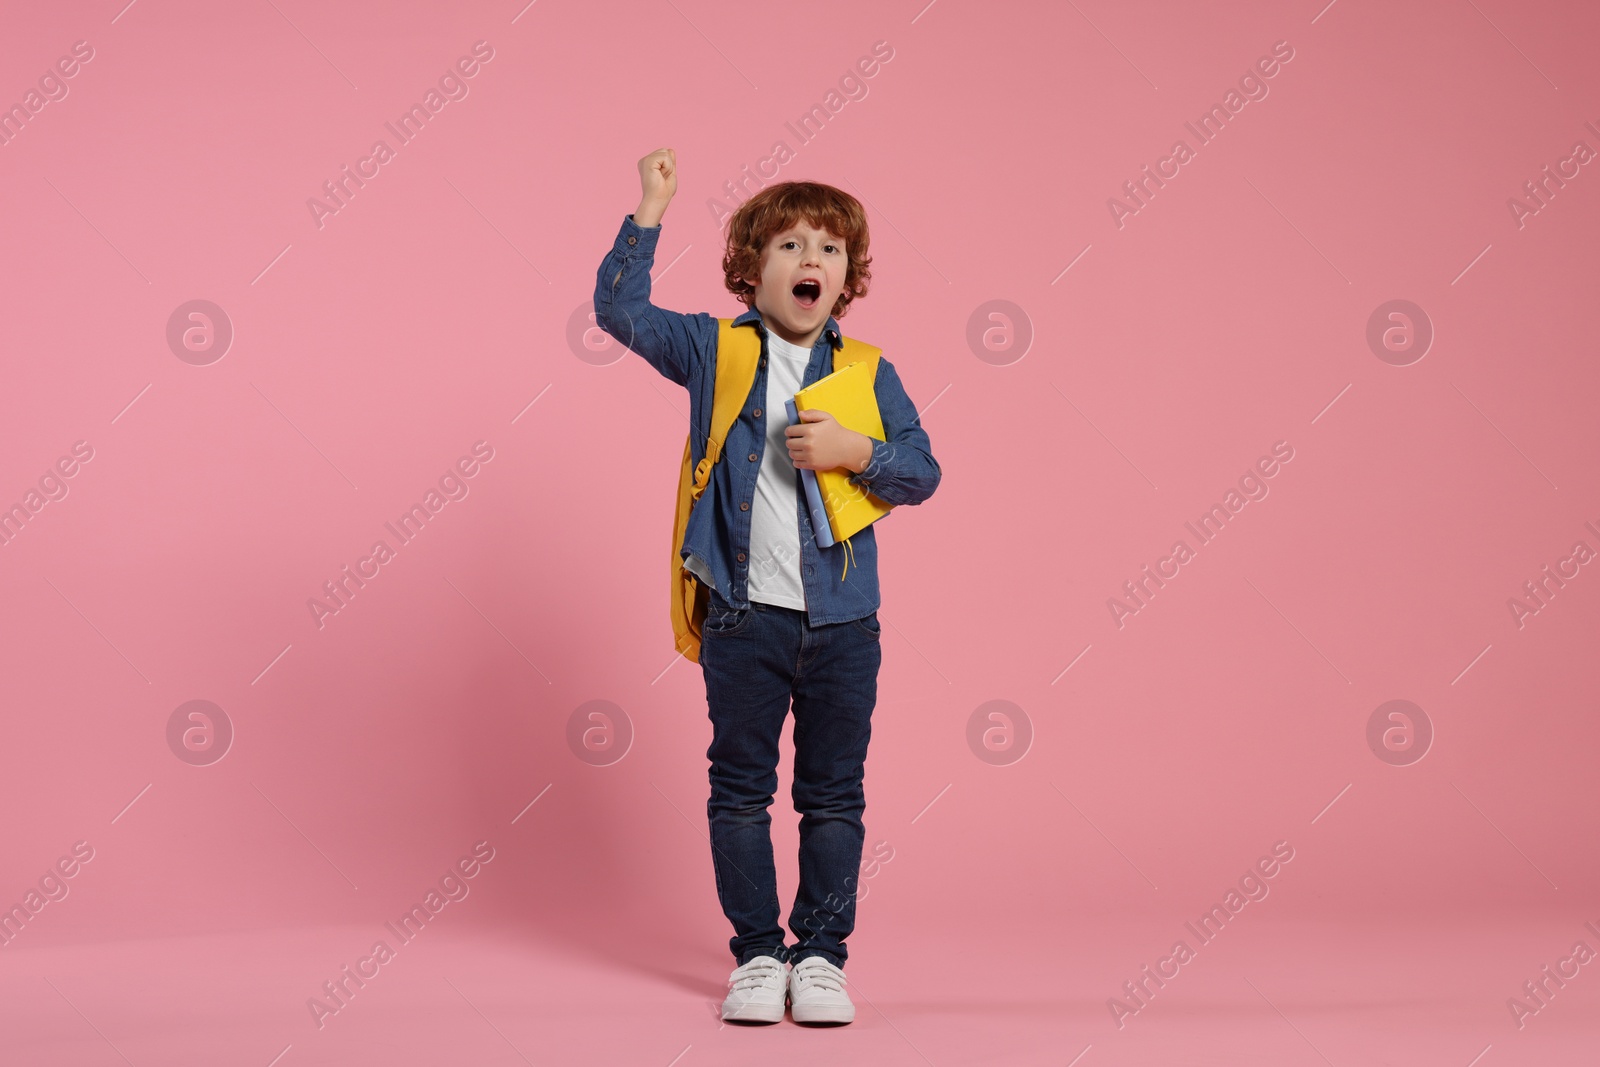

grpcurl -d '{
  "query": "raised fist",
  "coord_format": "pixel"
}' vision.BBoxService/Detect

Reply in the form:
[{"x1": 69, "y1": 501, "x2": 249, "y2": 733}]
[{"x1": 638, "y1": 148, "x2": 677, "y2": 204}]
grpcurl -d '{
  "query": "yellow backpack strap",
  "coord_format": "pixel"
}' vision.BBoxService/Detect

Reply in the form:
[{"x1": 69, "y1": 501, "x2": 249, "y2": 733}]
[
  {"x1": 671, "y1": 318, "x2": 761, "y2": 662},
  {"x1": 829, "y1": 336, "x2": 882, "y2": 581},
  {"x1": 834, "y1": 335, "x2": 881, "y2": 375},
  {"x1": 699, "y1": 319, "x2": 762, "y2": 498}
]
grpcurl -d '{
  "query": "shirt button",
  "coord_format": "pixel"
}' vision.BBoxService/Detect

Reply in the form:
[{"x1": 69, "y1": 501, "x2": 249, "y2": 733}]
[
  {"x1": 753, "y1": 407, "x2": 762, "y2": 418},
  {"x1": 748, "y1": 453, "x2": 757, "y2": 462},
  {"x1": 760, "y1": 359, "x2": 767, "y2": 367},
  {"x1": 740, "y1": 501, "x2": 750, "y2": 511},
  {"x1": 627, "y1": 236, "x2": 637, "y2": 245},
  {"x1": 737, "y1": 552, "x2": 746, "y2": 562}
]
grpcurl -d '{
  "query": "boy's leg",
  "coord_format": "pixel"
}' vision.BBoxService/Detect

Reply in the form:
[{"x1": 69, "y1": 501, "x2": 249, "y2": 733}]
[
  {"x1": 786, "y1": 609, "x2": 882, "y2": 968},
  {"x1": 700, "y1": 590, "x2": 803, "y2": 966}
]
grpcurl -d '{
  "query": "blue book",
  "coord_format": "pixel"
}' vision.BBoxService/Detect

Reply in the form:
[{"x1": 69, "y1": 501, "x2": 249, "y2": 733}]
[{"x1": 785, "y1": 398, "x2": 836, "y2": 548}]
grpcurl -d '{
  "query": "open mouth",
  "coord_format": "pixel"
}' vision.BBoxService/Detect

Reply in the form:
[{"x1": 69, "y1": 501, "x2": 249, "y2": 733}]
[{"x1": 791, "y1": 279, "x2": 822, "y2": 309}]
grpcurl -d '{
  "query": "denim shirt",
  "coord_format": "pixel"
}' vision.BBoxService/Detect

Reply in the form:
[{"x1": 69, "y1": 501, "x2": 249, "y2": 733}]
[{"x1": 593, "y1": 213, "x2": 941, "y2": 626}]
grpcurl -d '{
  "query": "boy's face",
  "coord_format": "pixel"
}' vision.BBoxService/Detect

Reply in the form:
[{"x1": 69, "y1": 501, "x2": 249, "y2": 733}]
[{"x1": 743, "y1": 220, "x2": 848, "y2": 349}]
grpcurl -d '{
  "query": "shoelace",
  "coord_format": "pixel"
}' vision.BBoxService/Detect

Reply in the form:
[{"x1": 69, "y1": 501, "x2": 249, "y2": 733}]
[
  {"x1": 729, "y1": 959, "x2": 784, "y2": 992},
  {"x1": 792, "y1": 960, "x2": 847, "y2": 994}
]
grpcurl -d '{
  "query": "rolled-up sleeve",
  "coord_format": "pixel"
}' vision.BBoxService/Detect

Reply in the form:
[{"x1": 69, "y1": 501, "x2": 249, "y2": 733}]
[
  {"x1": 847, "y1": 355, "x2": 941, "y2": 507},
  {"x1": 592, "y1": 214, "x2": 705, "y2": 387}
]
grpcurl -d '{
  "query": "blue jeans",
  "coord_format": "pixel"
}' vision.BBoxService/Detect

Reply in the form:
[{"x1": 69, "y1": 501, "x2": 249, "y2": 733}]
[{"x1": 700, "y1": 587, "x2": 882, "y2": 969}]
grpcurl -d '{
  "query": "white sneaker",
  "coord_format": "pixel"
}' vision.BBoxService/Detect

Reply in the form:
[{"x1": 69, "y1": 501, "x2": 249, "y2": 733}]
[
  {"x1": 788, "y1": 956, "x2": 855, "y2": 1024},
  {"x1": 721, "y1": 954, "x2": 787, "y2": 1023}
]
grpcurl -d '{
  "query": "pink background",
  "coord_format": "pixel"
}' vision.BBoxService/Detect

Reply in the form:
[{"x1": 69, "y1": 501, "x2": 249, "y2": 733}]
[{"x1": 2, "y1": 0, "x2": 1598, "y2": 1063}]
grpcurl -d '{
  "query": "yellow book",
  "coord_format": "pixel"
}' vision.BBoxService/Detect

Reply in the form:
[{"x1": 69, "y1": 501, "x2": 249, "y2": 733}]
[{"x1": 792, "y1": 359, "x2": 893, "y2": 545}]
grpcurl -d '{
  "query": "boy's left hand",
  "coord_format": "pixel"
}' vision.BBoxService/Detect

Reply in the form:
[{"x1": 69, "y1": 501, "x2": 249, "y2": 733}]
[{"x1": 786, "y1": 409, "x2": 874, "y2": 473}]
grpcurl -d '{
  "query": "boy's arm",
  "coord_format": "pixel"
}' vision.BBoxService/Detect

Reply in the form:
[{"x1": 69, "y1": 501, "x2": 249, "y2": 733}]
[
  {"x1": 846, "y1": 356, "x2": 942, "y2": 507},
  {"x1": 591, "y1": 148, "x2": 706, "y2": 386}
]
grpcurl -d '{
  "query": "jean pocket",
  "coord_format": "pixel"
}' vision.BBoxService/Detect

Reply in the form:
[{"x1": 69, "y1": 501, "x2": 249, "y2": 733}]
[
  {"x1": 851, "y1": 611, "x2": 881, "y2": 638},
  {"x1": 703, "y1": 603, "x2": 753, "y2": 636}
]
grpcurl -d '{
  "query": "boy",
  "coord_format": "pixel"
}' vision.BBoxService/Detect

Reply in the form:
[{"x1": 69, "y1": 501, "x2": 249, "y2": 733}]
[{"x1": 592, "y1": 148, "x2": 940, "y2": 1025}]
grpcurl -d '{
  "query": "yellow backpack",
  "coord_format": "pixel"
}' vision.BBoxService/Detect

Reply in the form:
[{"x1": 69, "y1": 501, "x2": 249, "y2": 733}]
[{"x1": 671, "y1": 318, "x2": 881, "y2": 663}]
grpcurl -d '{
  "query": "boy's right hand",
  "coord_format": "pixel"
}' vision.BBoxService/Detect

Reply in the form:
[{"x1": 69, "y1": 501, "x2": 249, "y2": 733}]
[{"x1": 637, "y1": 148, "x2": 677, "y2": 212}]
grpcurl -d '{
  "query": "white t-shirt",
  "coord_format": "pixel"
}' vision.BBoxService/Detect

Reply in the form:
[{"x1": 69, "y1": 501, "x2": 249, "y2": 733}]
[{"x1": 744, "y1": 331, "x2": 811, "y2": 609}]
